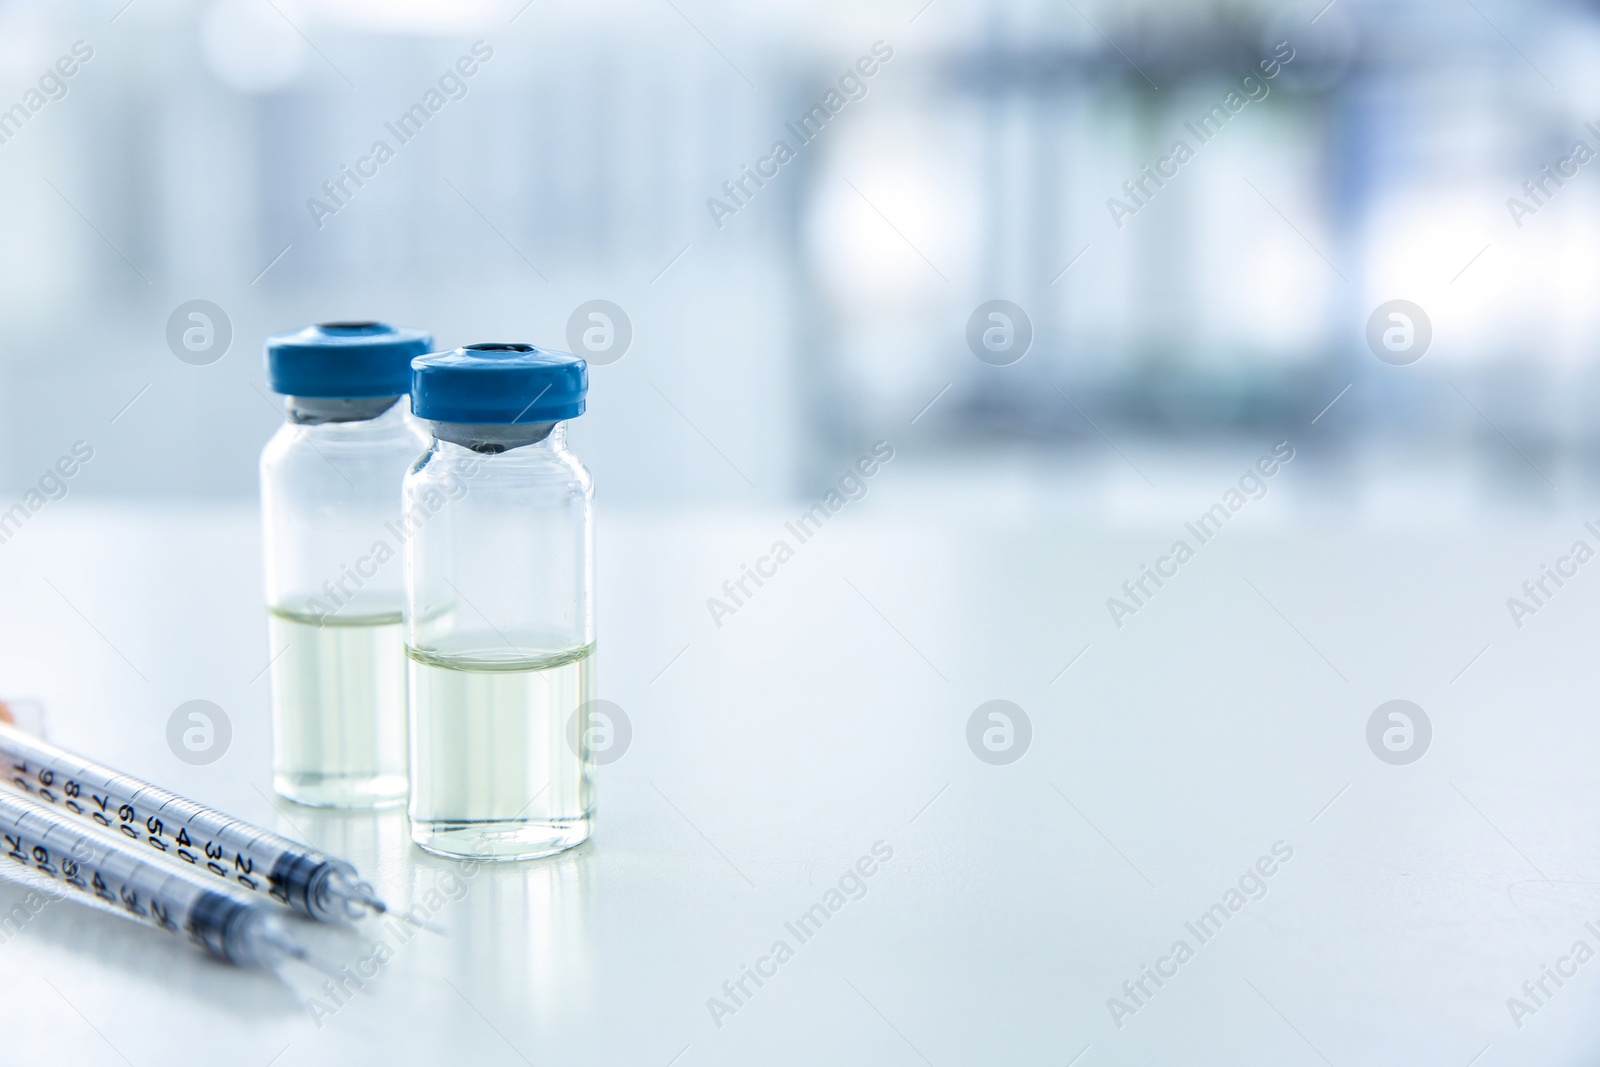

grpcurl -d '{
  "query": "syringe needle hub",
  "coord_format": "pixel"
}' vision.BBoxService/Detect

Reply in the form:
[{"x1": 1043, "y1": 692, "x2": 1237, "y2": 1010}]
[{"x1": 321, "y1": 866, "x2": 389, "y2": 920}]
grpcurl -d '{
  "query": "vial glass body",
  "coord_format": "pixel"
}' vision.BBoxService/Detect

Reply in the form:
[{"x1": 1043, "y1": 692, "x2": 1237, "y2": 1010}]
[
  {"x1": 259, "y1": 398, "x2": 428, "y2": 808},
  {"x1": 403, "y1": 422, "x2": 595, "y2": 860}
]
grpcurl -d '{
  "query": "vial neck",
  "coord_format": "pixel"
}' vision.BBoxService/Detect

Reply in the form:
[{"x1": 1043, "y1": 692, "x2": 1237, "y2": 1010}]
[
  {"x1": 286, "y1": 395, "x2": 403, "y2": 425},
  {"x1": 430, "y1": 421, "x2": 566, "y2": 455}
]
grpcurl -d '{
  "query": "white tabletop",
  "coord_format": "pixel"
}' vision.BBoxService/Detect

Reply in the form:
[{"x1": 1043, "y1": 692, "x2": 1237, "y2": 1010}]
[{"x1": 0, "y1": 497, "x2": 1593, "y2": 1066}]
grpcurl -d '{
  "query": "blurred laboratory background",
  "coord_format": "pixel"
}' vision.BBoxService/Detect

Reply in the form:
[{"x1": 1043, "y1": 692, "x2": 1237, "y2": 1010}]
[{"x1": 0, "y1": 0, "x2": 1593, "y2": 517}]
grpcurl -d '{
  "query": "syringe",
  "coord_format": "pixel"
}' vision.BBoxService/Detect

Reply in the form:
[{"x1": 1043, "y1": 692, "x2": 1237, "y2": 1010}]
[
  {"x1": 0, "y1": 721, "x2": 385, "y2": 922},
  {"x1": 0, "y1": 788, "x2": 324, "y2": 969}
]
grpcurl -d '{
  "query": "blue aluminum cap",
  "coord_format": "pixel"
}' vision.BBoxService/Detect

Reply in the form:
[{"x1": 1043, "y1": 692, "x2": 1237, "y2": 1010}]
[
  {"x1": 265, "y1": 321, "x2": 433, "y2": 398},
  {"x1": 411, "y1": 343, "x2": 588, "y2": 424}
]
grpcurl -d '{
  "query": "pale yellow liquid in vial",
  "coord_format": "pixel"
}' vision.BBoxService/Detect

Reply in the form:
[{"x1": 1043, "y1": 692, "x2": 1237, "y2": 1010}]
[
  {"x1": 267, "y1": 608, "x2": 409, "y2": 809},
  {"x1": 407, "y1": 643, "x2": 594, "y2": 860}
]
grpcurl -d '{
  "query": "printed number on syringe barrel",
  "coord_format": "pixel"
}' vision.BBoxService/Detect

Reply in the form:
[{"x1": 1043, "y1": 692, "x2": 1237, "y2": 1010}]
[
  {"x1": 0, "y1": 790, "x2": 317, "y2": 968},
  {"x1": 0, "y1": 806, "x2": 185, "y2": 935},
  {"x1": 6, "y1": 751, "x2": 265, "y2": 889},
  {"x1": 0, "y1": 722, "x2": 380, "y2": 921}
]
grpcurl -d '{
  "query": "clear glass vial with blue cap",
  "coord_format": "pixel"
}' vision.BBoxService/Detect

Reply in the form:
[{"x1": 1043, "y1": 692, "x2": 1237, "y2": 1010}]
[
  {"x1": 259, "y1": 322, "x2": 433, "y2": 809},
  {"x1": 404, "y1": 343, "x2": 594, "y2": 860}
]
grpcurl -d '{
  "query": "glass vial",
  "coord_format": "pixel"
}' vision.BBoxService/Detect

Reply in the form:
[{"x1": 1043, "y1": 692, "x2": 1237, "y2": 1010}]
[
  {"x1": 259, "y1": 322, "x2": 433, "y2": 809},
  {"x1": 404, "y1": 343, "x2": 594, "y2": 860}
]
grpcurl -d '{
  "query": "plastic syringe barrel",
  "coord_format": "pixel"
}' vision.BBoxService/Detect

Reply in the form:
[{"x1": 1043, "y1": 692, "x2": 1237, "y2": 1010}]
[
  {"x1": 0, "y1": 789, "x2": 298, "y2": 967},
  {"x1": 0, "y1": 721, "x2": 371, "y2": 921}
]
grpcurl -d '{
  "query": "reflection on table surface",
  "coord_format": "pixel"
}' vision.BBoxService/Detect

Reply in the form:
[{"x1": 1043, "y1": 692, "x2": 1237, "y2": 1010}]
[{"x1": 0, "y1": 499, "x2": 1596, "y2": 1065}]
